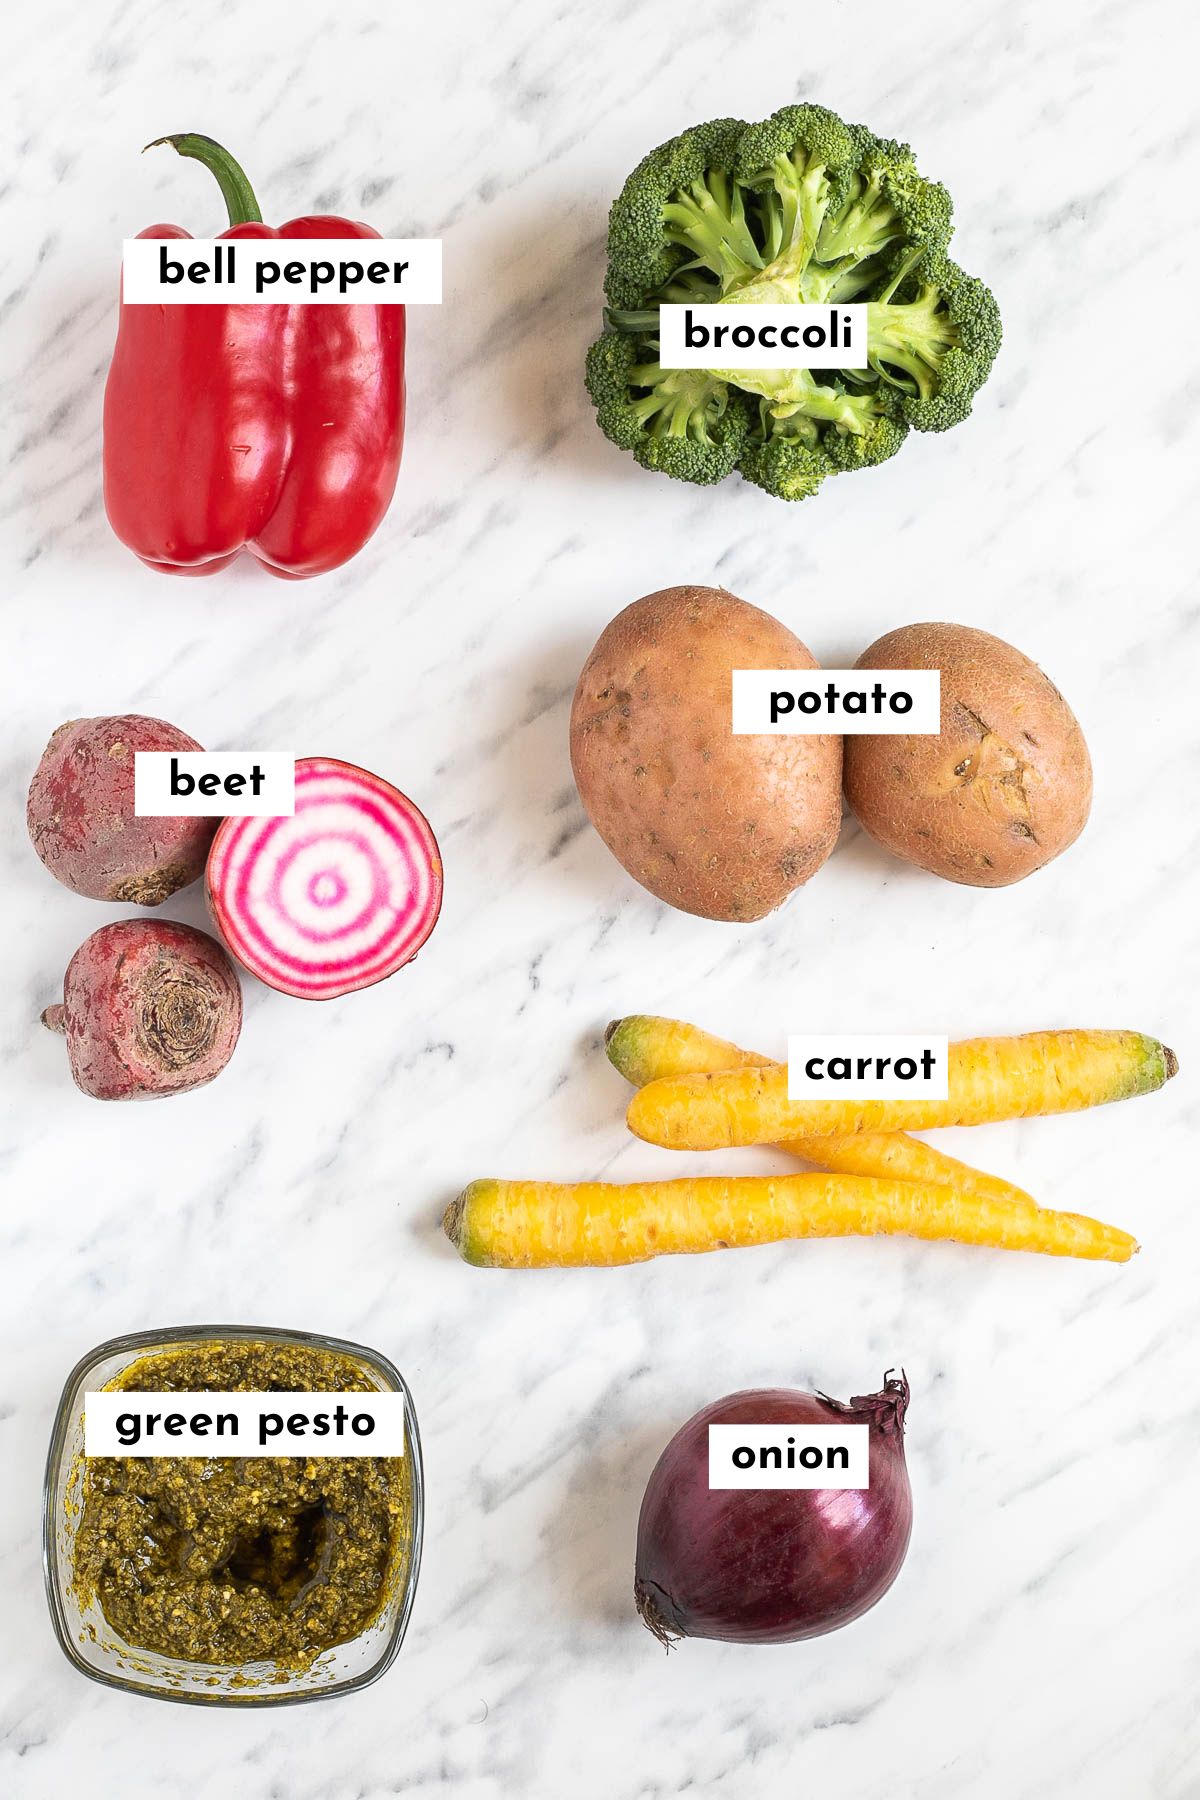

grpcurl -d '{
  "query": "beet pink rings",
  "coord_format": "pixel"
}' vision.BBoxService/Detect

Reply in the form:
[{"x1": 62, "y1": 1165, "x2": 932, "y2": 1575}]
[{"x1": 207, "y1": 757, "x2": 443, "y2": 1000}]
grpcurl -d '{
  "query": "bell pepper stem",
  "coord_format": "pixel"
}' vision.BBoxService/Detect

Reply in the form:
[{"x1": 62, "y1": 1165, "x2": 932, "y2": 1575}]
[{"x1": 144, "y1": 133, "x2": 264, "y2": 227}]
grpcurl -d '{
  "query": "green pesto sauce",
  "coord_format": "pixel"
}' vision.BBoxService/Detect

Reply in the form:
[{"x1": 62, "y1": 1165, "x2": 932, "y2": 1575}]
[{"x1": 73, "y1": 1342, "x2": 409, "y2": 1671}]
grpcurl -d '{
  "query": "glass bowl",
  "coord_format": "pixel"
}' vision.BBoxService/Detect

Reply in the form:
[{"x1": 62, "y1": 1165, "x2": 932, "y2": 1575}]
[{"x1": 43, "y1": 1323, "x2": 423, "y2": 1706}]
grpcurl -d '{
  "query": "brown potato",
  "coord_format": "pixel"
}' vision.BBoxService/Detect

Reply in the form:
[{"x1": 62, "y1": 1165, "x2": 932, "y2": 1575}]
[
  {"x1": 843, "y1": 622, "x2": 1092, "y2": 887},
  {"x1": 570, "y1": 586, "x2": 842, "y2": 921}
]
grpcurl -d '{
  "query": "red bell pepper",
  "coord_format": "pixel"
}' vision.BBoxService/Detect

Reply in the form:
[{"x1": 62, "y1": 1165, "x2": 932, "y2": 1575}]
[{"x1": 103, "y1": 134, "x2": 405, "y2": 578}]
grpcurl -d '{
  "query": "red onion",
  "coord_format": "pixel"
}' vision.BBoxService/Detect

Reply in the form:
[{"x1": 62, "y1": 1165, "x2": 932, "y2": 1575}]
[
  {"x1": 635, "y1": 1373, "x2": 912, "y2": 1645},
  {"x1": 207, "y1": 756, "x2": 442, "y2": 1000}
]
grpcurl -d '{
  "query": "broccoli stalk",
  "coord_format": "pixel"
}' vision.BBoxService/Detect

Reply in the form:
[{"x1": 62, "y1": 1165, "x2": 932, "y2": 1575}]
[
  {"x1": 860, "y1": 245, "x2": 957, "y2": 400},
  {"x1": 587, "y1": 102, "x2": 1000, "y2": 500},
  {"x1": 712, "y1": 363, "x2": 881, "y2": 435},
  {"x1": 660, "y1": 171, "x2": 765, "y2": 292},
  {"x1": 627, "y1": 363, "x2": 733, "y2": 441}
]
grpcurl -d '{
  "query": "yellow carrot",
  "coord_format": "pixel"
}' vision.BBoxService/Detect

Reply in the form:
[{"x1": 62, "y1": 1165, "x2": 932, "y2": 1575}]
[
  {"x1": 628, "y1": 1030, "x2": 1177, "y2": 1151},
  {"x1": 445, "y1": 1175, "x2": 1137, "y2": 1268},
  {"x1": 605, "y1": 1014, "x2": 1037, "y2": 1211}
]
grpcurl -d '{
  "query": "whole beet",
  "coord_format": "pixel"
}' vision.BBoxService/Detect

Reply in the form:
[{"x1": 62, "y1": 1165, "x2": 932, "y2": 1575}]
[
  {"x1": 43, "y1": 920, "x2": 242, "y2": 1100},
  {"x1": 27, "y1": 715, "x2": 217, "y2": 904}
]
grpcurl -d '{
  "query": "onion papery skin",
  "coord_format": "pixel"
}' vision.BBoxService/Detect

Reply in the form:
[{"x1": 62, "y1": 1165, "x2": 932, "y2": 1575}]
[
  {"x1": 206, "y1": 756, "x2": 443, "y2": 1000},
  {"x1": 635, "y1": 1377, "x2": 912, "y2": 1646}
]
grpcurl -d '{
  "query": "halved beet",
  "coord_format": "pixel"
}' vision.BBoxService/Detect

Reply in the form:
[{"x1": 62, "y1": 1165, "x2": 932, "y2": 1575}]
[{"x1": 206, "y1": 756, "x2": 442, "y2": 1000}]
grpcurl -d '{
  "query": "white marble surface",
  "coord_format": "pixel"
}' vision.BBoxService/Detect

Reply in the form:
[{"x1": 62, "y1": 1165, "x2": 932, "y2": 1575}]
[{"x1": 3, "y1": 0, "x2": 1199, "y2": 1794}]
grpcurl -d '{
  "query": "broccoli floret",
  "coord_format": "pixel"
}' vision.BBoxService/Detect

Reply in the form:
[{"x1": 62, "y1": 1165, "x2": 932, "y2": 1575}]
[
  {"x1": 587, "y1": 101, "x2": 1000, "y2": 499},
  {"x1": 585, "y1": 330, "x2": 749, "y2": 486},
  {"x1": 859, "y1": 246, "x2": 1003, "y2": 431},
  {"x1": 738, "y1": 376, "x2": 909, "y2": 501},
  {"x1": 851, "y1": 132, "x2": 954, "y2": 261},
  {"x1": 603, "y1": 117, "x2": 749, "y2": 311},
  {"x1": 738, "y1": 431, "x2": 831, "y2": 502},
  {"x1": 822, "y1": 409, "x2": 910, "y2": 473},
  {"x1": 740, "y1": 413, "x2": 909, "y2": 500}
]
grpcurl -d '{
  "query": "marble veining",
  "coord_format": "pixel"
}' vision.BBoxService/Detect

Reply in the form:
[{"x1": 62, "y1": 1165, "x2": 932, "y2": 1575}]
[{"x1": 2, "y1": 1, "x2": 1199, "y2": 1795}]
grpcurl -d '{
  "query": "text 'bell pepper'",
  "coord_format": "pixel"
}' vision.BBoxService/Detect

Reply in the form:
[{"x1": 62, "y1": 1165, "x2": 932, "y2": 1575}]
[{"x1": 103, "y1": 134, "x2": 405, "y2": 579}]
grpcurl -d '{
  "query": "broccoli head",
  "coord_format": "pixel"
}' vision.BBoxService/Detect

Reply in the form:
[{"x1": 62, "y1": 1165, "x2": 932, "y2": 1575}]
[{"x1": 588, "y1": 102, "x2": 1000, "y2": 501}]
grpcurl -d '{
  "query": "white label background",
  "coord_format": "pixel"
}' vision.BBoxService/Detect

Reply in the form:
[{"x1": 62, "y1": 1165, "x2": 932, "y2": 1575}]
[
  {"x1": 134, "y1": 751, "x2": 296, "y2": 817},
  {"x1": 787, "y1": 1035, "x2": 950, "y2": 1099},
  {"x1": 85, "y1": 1391, "x2": 408, "y2": 1457},
  {"x1": 732, "y1": 669, "x2": 941, "y2": 734},
  {"x1": 123, "y1": 237, "x2": 442, "y2": 303},
  {"x1": 659, "y1": 302, "x2": 868, "y2": 370},
  {"x1": 709, "y1": 1424, "x2": 869, "y2": 1489}
]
